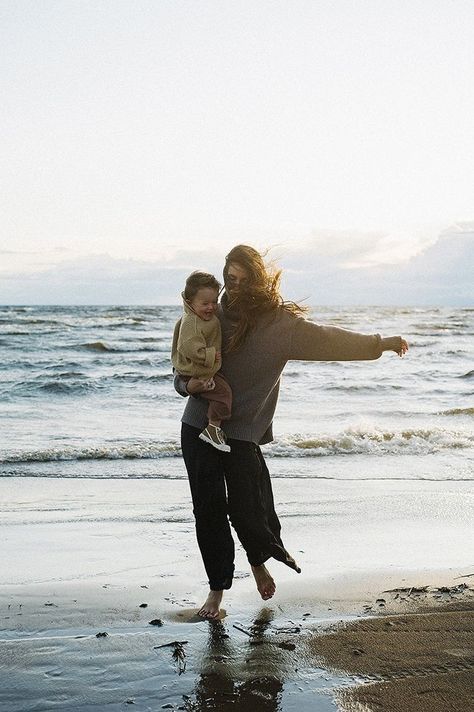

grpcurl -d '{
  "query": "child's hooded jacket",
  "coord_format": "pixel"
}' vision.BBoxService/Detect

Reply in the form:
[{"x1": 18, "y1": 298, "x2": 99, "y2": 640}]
[{"x1": 171, "y1": 295, "x2": 221, "y2": 379}]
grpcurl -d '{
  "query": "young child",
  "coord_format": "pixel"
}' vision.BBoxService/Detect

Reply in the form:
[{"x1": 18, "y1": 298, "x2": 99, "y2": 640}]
[{"x1": 171, "y1": 271, "x2": 232, "y2": 452}]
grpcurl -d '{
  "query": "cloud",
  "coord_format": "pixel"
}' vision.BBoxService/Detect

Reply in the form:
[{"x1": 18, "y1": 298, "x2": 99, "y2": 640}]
[
  {"x1": 282, "y1": 227, "x2": 474, "y2": 306},
  {"x1": 0, "y1": 253, "x2": 201, "y2": 304},
  {"x1": 297, "y1": 226, "x2": 441, "y2": 269},
  {"x1": 0, "y1": 249, "x2": 40, "y2": 255},
  {"x1": 0, "y1": 225, "x2": 472, "y2": 305},
  {"x1": 440, "y1": 221, "x2": 474, "y2": 236}
]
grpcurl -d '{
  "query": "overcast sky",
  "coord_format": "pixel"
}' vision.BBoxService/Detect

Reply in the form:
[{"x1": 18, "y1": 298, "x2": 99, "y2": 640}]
[{"x1": 1, "y1": 0, "x2": 473, "y2": 303}]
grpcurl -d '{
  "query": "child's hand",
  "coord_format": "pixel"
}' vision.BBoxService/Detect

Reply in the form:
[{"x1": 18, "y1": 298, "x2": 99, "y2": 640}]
[
  {"x1": 215, "y1": 351, "x2": 221, "y2": 363},
  {"x1": 187, "y1": 377, "x2": 216, "y2": 394}
]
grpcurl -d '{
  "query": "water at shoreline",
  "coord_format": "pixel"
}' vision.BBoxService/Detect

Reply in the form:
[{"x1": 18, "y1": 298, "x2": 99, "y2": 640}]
[{"x1": 1, "y1": 305, "x2": 473, "y2": 484}]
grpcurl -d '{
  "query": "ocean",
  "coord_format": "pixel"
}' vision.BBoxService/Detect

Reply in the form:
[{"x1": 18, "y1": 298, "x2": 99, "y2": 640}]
[
  {"x1": 1, "y1": 304, "x2": 473, "y2": 483},
  {"x1": 1, "y1": 303, "x2": 473, "y2": 603}
]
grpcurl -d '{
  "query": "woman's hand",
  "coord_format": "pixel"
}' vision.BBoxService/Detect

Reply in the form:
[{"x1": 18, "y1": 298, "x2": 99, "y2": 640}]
[
  {"x1": 382, "y1": 336, "x2": 409, "y2": 357},
  {"x1": 398, "y1": 338, "x2": 409, "y2": 357},
  {"x1": 186, "y1": 377, "x2": 216, "y2": 394}
]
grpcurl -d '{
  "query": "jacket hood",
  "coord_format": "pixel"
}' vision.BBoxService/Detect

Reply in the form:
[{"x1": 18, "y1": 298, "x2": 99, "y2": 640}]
[{"x1": 182, "y1": 293, "x2": 196, "y2": 316}]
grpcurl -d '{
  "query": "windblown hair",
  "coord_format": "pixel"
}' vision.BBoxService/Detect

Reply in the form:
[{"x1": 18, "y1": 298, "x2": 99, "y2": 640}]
[
  {"x1": 223, "y1": 245, "x2": 308, "y2": 352},
  {"x1": 183, "y1": 271, "x2": 221, "y2": 301}
]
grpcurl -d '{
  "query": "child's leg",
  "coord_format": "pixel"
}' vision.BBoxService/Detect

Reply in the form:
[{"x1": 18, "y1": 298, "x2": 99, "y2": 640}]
[
  {"x1": 198, "y1": 374, "x2": 233, "y2": 452},
  {"x1": 201, "y1": 373, "x2": 232, "y2": 424}
]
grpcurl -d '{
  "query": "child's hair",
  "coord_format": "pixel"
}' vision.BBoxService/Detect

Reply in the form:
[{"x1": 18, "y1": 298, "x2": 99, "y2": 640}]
[{"x1": 184, "y1": 271, "x2": 221, "y2": 301}]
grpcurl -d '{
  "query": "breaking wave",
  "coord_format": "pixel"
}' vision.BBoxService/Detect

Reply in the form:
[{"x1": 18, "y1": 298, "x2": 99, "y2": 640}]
[
  {"x1": 1, "y1": 442, "x2": 181, "y2": 464},
  {"x1": 266, "y1": 427, "x2": 474, "y2": 457},
  {"x1": 3, "y1": 371, "x2": 173, "y2": 397},
  {"x1": 2, "y1": 426, "x2": 472, "y2": 464},
  {"x1": 441, "y1": 407, "x2": 474, "y2": 416},
  {"x1": 79, "y1": 341, "x2": 170, "y2": 353}
]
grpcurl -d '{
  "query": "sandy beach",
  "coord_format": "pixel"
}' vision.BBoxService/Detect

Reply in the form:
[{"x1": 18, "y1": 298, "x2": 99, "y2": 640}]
[
  {"x1": 1, "y1": 571, "x2": 473, "y2": 711},
  {"x1": 1, "y1": 476, "x2": 474, "y2": 711}
]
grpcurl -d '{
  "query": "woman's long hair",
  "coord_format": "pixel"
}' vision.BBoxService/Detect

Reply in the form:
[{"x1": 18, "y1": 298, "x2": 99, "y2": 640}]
[{"x1": 223, "y1": 245, "x2": 307, "y2": 352}]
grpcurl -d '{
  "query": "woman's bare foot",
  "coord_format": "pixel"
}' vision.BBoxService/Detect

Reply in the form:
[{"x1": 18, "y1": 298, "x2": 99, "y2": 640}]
[
  {"x1": 251, "y1": 564, "x2": 276, "y2": 600},
  {"x1": 198, "y1": 590, "x2": 223, "y2": 619}
]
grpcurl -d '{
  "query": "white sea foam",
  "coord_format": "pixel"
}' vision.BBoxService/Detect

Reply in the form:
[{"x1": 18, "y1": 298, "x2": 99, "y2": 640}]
[
  {"x1": 1, "y1": 442, "x2": 181, "y2": 463},
  {"x1": 2, "y1": 426, "x2": 472, "y2": 465},
  {"x1": 266, "y1": 426, "x2": 474, "y2": 457}
]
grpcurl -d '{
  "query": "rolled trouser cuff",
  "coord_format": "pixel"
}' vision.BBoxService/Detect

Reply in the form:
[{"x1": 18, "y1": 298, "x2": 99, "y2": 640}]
[{"x1": 209, "y1": 575, "x2": 233, "y2": 592}]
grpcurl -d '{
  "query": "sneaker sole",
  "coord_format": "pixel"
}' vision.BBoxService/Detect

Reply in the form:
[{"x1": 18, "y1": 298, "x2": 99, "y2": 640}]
[{"x1": 198, "y1": 432, "x2": 231, "y2": 452}]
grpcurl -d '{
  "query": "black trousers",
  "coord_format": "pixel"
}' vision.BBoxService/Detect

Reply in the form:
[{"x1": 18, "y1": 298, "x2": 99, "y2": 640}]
[{"x1": 181, "y1": 423, "x2": 300, "y2": 591}]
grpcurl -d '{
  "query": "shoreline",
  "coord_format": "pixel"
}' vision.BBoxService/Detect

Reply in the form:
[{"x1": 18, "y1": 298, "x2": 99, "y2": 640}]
[
  {"x1": 3, "y1": 475, "x2": 474, "y2": 591},
  {"x1": 1, "y1": 567, "x2": 473, "y2": 711},
  {"x1": 2, "y1": 475, "x2": 473, "y2": 709}
]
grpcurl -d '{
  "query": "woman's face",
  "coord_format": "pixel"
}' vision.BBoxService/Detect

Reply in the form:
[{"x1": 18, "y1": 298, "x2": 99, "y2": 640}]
[{"x1": 225, "y1": 263, "x2": 250, "y2": 297}]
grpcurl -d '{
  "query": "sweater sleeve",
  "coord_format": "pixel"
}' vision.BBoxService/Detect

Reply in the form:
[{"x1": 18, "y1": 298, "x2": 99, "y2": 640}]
[
  {"x1": 288, "y1": 317, "x2": 383, "y2": 362},
  {"x1": 173, "y1": 370, "x2": 190, "y2": 397}
]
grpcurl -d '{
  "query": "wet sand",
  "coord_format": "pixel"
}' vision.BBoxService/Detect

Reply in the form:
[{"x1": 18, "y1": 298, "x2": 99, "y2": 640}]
[
  {"x1": 309, "y1": 583, "x2": 474, "y2": 712},
  {"x1": 1, "y1": 572, "x2": 473, "y2": 711},
  {"x1": 2, "y1": 476, "x2": 473, "y2": 710}
]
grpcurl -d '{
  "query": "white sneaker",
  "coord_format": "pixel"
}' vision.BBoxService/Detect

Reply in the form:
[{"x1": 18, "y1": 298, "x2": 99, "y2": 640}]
[{"x1": 199, "y1": 425, "x2": 231, "y2": 452}]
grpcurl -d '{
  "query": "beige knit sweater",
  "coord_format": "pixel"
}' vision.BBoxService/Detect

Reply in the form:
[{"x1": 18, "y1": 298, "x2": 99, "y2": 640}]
[{"x1": 171, "y1": 298, "x2": 222, "y2": 379}]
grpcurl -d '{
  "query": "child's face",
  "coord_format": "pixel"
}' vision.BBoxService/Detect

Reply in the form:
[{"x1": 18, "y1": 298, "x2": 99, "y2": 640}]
[{"x1": 189, "y1": 287, "x2": 218, "y2": 321}]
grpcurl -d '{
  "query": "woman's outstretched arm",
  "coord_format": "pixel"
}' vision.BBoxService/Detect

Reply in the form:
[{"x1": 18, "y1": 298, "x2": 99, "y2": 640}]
[{"x1": 288, "y1": 317, "x2": 408, "y2": 362}]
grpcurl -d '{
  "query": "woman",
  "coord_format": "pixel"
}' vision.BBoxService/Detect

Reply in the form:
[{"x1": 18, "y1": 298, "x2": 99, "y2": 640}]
[{"x1": 175, "y1": 245, "x2": 408, "y2": 619}]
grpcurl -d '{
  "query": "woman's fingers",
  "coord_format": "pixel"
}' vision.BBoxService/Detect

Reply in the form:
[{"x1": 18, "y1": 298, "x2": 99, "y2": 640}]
[{"x1": 397, "y1": 338, "x2": 409, "y2": 356}]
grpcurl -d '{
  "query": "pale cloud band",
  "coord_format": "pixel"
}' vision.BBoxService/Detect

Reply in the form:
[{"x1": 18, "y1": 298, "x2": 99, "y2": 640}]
[{"x1": 1, "y1": 223, "x2": 472, "y2": 305}]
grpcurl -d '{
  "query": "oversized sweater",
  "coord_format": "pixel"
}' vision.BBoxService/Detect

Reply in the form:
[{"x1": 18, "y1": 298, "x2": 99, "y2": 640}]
[
  {"x1": 171, "y1": 298, "x2": 222, "y2": 379},
  {"x1": 179, "y1": 305, "x2": 383, "y2": 444}
]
